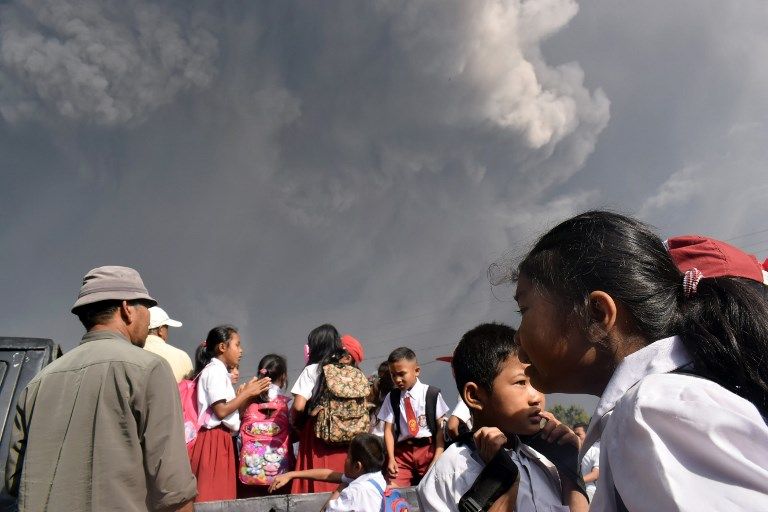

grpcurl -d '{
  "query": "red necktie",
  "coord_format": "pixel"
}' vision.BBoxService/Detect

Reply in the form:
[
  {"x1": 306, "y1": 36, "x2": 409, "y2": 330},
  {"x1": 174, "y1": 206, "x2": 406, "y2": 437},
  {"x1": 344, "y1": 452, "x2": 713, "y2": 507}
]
[{"x1": 404, "y1": 394, "x2": 419, "y2": 436}]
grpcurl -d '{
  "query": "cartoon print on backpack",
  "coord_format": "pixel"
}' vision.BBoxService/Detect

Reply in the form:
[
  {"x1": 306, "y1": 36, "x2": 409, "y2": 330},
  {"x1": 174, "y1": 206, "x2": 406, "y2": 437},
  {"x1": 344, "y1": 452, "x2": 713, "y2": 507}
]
[{"x1": 239, "y1": 393, "x2": 294, "y2": 486}]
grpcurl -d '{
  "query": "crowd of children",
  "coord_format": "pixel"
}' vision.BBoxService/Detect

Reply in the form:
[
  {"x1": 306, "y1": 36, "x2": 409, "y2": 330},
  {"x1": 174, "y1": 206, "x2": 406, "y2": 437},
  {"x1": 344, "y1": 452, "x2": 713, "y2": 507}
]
[{"x1": 172, "y1": 210, "x2": 768, "y2": 512}]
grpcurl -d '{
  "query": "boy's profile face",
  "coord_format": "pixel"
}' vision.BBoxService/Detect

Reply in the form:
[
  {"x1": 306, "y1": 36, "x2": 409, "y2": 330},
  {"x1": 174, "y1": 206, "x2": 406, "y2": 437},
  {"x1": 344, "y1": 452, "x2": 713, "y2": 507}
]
[
  {"x1": 389, "y1": 358, "x2": 420, "y2": 391},
  {"x1": 474, "y1": 353, "x2": 545, "y2": 436}
]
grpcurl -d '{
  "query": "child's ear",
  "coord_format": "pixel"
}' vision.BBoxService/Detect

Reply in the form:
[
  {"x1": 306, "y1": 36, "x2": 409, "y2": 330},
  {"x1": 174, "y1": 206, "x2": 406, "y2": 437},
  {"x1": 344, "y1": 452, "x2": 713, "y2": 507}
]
[
  {"x1": 462, "y1": 382, "x2": 486, "y2": 413},
  {"x1": 414, "y1": 365, "x2": 421, "y2": 377},
  {"x1": 587, "y1": 290, "x2": 618, "y2": 333},
  {"x1": 216, "y1": 341, "x2": 227, "y2": 355},
  {"x1": 353, "y1": 460, "x2": 364, "y2": 475}
]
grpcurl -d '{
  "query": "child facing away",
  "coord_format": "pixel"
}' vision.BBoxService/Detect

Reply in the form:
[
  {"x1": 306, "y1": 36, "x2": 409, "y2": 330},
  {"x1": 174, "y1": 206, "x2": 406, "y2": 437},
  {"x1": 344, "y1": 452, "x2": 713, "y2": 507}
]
[
  {"x1": 190, "y1": 325, "x2": 271, "y2": 502},
  {"x1": 238, "y1": 354, "x2": 295, "y2": 498},
  {"x1": 269, "y1": 433, "x2": 390, "y2": 512},
  {"x1": 378, "y1": 347, "x2": 450, "y2": 487},
  {"x1": 417, "y1": 323, "x2": 588, "y2": 512}
]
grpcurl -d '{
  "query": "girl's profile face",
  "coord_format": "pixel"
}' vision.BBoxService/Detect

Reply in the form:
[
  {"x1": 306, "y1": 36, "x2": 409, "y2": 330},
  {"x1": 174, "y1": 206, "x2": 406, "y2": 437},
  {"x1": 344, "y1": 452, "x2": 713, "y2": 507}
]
[
  {"x1": 219, "y1": 332, "x2": 243, "y2": 369},
  {"x1": 514, "y1": 275, "x2": 592, "y2": 394}
]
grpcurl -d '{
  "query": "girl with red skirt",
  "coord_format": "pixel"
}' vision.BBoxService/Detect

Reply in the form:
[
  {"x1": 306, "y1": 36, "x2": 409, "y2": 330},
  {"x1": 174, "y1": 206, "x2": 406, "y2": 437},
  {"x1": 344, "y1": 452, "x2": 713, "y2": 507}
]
[
  {"x1": 289, "y1": 324, "x2": 353, "y2": 494},
  {"x1": 189, "y1": 325, "x2": 271, "y2": 502}
]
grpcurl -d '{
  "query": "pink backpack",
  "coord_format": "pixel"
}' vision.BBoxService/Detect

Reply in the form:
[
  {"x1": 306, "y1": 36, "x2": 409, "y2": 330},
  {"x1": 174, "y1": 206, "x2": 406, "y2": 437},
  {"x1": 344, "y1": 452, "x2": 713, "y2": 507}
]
[
  {"x1": 178, "y1": 376, "x2": 211, "y2": 448},
  {"x1": 238, "y1": 394, "x2": 294, "y2": 485}
]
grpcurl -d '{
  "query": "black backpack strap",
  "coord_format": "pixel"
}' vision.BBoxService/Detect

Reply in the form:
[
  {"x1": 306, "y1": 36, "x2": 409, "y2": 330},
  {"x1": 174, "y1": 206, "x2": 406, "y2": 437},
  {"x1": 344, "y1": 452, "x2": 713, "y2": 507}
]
[
  {"x1": 458, "y1": 444, "x2": 520, "y2": 512},
  {"x1": 425, "y1": 385, "x2": 440, "y2": 437},
  {"x1": 519, "y1": 433, "x2": 587, "y2": 499},
  {"x1": 390, "y1": 389, "x2": 402, "y2": 441}
]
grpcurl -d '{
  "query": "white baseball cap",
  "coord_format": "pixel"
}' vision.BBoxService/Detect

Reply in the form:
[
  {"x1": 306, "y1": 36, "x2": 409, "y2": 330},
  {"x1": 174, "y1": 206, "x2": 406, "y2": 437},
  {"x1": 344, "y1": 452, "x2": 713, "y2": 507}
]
[{"x1": 148, "y1": 306, "x2": 183, "y2": 329}]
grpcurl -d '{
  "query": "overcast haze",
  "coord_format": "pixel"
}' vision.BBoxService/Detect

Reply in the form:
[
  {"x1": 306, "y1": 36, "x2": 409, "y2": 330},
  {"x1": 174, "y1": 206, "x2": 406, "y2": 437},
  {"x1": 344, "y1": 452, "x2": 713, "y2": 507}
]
[{"x1": 2, "y1": 0, "x2": 768, "y2": 414}]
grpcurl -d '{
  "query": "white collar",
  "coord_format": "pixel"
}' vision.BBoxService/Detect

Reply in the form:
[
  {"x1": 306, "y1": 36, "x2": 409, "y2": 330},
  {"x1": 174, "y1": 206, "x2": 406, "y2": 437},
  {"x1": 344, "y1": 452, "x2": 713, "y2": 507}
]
[
  {"x1": 344, "y1": 471, "x2": 386, "y2": 486},
  {"x1": 405, "y1": 378, "x2": 425, "y2": 397},
  {"x1": 584, "y1": 336, "x2": 691, "y2": 451},
  {"x1": 209, "y1": 357, "x2": 228, "y2": 370}
]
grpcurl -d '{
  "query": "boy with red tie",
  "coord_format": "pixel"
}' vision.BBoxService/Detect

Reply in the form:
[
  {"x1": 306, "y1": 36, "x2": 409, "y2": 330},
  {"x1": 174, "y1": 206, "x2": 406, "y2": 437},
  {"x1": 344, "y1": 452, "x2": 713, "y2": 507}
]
[{"x1": 377, "y1": 347, "x2": 450, "y2": 487}]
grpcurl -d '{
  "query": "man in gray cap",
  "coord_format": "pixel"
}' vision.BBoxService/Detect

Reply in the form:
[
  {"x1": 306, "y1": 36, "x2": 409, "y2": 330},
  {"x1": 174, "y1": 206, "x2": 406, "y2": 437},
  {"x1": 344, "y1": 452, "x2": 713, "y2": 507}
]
[
  {"x1": 144, "y1": 306, "x2": 193, "y2": 383},
  {"x1": 5, "y1": 266, "x2": 197, "y2": 511}
]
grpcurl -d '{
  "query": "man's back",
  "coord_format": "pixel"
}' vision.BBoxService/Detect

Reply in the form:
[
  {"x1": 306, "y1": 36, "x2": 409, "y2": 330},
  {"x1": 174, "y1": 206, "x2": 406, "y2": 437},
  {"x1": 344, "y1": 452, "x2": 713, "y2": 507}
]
[
  {"x1": 143, "y1": 334, "x2": 194, "y2": 382},
  {"x1": 6, "y1": 330, "x2": 196, "y2": 512}
]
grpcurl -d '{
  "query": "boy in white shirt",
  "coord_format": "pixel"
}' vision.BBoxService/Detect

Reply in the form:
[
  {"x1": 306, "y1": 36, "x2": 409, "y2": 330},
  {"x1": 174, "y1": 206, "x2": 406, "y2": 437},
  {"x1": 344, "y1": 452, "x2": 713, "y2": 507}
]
[
  {"x1": 268, "y1": 433, "x2": 390, "y2": 511},
  {"x1": 417, "y1": 323, "x2": 588, "y2": 512},
  {"x1": 378, "y1": 347, "x2": 450, "y2": 487}
]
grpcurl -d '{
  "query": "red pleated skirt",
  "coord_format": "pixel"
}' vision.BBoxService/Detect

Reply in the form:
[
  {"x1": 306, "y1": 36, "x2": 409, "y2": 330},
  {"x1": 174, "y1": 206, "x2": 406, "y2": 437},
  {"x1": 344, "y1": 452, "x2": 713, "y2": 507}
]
[
  {"x1": 290, "y1": 420, "x2": 348, "y2": 494},
  {"x1": 188, "y1": 425, "x2": 237, "y2": 502}
]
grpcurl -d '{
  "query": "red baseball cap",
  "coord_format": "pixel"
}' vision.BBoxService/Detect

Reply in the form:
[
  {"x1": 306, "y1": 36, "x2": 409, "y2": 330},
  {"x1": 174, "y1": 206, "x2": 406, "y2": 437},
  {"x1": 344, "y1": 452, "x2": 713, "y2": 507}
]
[
  {"x1": 763, "y1": 258, "x2": 768, "y2": 272},
  {"x1": 667, "y1": 235, "x2": 764, "y2": 283},
  {"x1": 435, "y1": 355, "x2": 452, "y2": 363},
  {"x1": 341, "y1": 334, "x2": 364, "y2": 363}
]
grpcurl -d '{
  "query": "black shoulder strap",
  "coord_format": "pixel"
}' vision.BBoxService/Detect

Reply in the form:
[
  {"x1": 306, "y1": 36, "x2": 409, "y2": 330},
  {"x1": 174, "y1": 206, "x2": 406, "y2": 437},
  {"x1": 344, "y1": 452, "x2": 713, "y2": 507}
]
[
  {"x1": 458, "y1": 444, "x2": 520, "y2": 512},
  {"x1": 390, "y1": 389, "x2": 402, "y2": 440},
  {"x1": 425, "y1": 385, "x2": 440, "y2": 436}
]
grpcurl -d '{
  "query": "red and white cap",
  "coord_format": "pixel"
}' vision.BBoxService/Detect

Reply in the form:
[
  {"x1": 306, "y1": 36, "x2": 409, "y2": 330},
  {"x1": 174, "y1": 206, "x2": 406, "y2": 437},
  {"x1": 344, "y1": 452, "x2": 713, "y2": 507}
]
[{"x1": 666, "y1": 235, "x2": 768, "y2": 284}]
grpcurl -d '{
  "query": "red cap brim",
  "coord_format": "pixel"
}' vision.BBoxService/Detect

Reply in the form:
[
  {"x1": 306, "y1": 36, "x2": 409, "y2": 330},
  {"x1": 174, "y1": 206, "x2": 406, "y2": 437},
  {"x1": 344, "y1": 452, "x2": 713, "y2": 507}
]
[{"x1": 435, "y1": 355, "x2": 452, "y2": 363}]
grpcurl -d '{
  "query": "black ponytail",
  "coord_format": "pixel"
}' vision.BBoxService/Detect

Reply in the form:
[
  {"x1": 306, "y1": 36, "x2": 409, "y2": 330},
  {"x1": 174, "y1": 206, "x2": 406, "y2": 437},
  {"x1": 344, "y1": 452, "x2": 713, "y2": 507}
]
[
  {"x1": 194, "y1": 325, "x2": 238, "y2": 376},
  {"x1": 678, "y1": 278, "x2": 768, "y2": 416},
  {"x1": 514, "y1": 210, "x2": 768, "y2": 416}
]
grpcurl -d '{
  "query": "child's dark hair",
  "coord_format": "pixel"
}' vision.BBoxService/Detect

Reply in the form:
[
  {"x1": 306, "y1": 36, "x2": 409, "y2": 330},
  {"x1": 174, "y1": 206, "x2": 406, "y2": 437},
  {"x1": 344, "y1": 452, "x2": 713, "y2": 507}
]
[
  {"x1": 514, "y1": 210, "x2": 768, "y2": 417},
  {"x1": 573, "y1": 422, "x2": 589, "y2": 431},
  {"x1": 387, "y1": 346, "x2": 417, "y2": 364},
  {"x1": 306, "y1": 324, "x2": 342, "y2": 365},
  {"x1": 258, "y1": 354, "x2": 288, "y2": 387},
  {"x1": 348, "y1": 433, "x2": 385, "y2": 473},
  {"x1": 194, "y1": 325, "x2": 238, "y2": 375},
  {"x1": 452, "y1": 323, "x2": 519, "y2": 396}
]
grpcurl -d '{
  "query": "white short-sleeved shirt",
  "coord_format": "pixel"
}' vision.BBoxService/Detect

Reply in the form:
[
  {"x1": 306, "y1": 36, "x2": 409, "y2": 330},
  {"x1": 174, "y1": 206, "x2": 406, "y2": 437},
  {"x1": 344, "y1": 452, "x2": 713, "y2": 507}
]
[
  {"x1": 290, "y1": 363, "x2": 320, "y2": 400},
  {"x1": 197, "y1": 357, "x2": 240, "y2": 431},
  {"x1": 451, "y1": 397, "x2": 473, "y2": 430},
  {"x1": 580, "y1": 441, "x2": 599, "y2": 500},
  {"x1": 326, "y1": 471, "x2": 387, "y2": 512},
  {"x1": 377, "y1": 379, "x2": 450, "y2": 441},
  {"x1": 582, "y1": 335, "x2": 768, "y2": 512},
  {"x1": 417, "y1": 441, "x2": 567, "y2": 512}
]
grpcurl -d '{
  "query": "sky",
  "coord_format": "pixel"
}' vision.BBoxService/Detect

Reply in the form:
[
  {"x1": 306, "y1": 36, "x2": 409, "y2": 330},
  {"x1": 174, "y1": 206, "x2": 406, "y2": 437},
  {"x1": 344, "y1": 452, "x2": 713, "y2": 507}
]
[{"x1": 2, "y1": 0, "x2": 768, "y2": 415}]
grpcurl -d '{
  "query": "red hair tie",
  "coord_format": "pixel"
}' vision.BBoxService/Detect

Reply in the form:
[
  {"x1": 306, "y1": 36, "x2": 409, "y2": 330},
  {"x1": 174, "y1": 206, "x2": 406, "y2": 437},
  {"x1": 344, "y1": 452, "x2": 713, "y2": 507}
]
[{"x1": 683, "y1": 268, "x2": 704, "y2": 297}]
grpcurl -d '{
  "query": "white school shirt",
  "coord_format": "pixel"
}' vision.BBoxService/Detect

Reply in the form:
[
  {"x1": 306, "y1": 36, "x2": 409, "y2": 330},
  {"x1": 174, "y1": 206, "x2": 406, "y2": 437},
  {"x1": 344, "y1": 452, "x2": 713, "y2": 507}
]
[
  {"x1": 580, "y1": 441, "x2": 599, "y2": 501},
  {"x1": 451, "y1": 397, "x2": 473, "y2": 430},
  {"x1": 197, "y1": 357, "x2": 240, "y2": 431},
  {"x1": 417, "y1": 441, "x2": 568, "y2": 512},
  {"x1": 377, "y1": 379, "x2": 450, "y2": 441},
  {"x1": 326, "y1": 471, "x2": 387, "y2": 512},
  {"x1": 582, "y1": 335, "x2": 768, "y2": 512},
  {"x1": 290, "y1": 363, "x2": 320, "y2": 399}
]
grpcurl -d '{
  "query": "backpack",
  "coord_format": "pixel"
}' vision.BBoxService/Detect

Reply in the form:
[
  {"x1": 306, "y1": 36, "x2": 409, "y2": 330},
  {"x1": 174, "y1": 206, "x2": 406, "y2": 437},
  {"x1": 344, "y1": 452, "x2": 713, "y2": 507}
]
[
  {"x1": 178, "y1": 377, "x2": 203, "y2": 448},
  {"x1": 389, "y1": 386, "x2": 440, "y2": 441},
  {"x1": 314, "y1": 363, "x2": 371, "y2": 444},
  {"x1": 239, "y1": 394, "x2": 294, "y2": 486},
  {"x1": 368, "y1": 479, "x2": 411, "y2": 512}
]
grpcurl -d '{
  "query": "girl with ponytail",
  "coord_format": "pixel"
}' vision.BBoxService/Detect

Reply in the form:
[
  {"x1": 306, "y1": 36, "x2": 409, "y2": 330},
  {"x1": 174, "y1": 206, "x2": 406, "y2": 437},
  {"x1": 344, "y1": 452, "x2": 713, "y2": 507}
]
[{"x1": 503, "y1": 211, "x2": 768, "y2": 511}]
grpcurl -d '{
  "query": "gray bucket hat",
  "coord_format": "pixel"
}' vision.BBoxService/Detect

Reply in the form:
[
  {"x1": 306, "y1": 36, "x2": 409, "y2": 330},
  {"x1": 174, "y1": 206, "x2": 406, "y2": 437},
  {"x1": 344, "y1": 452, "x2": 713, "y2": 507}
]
[{"x1": 71, "y1": 266, "x2": 157, "y2": 313}]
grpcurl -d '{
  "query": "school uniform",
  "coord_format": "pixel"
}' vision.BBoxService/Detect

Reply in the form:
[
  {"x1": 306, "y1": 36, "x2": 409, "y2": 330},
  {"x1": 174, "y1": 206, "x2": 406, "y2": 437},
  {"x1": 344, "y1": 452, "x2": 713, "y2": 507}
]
[
  {"x1": 189, "y1": 357, "x2": 239, "y2": 502},
  {"x1": 290, "y1": 363, "x2": 347, "y2": 493},
  {"x1": 378, "y1": 379, "x2": 450, "y2": 486},
  {"x1": 451, "y1": 397, "x2": 473, "y2": 430},
  {"x1": 326, "y1": 471, "x2": 388, "y2": 512},
  {"x1": 580, "y1": 441, "x2": 599, "y2": 501},
  {"x1": 417, "y1": 440, "x2": 568, "y2": 512},
  {"x1": 582, "y1": 335, "x2": 768, "y2": 511}
]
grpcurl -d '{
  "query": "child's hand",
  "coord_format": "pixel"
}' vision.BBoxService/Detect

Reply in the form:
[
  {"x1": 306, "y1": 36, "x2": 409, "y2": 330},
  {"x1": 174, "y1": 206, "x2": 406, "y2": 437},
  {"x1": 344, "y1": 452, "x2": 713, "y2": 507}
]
[
  {"x1": 473, "y1": 427, "x2": 508, "y2": 464},
  {"x1": 244, "y1": 376, "x2": 272, "y2": 398},
  {"x1": 236, "y1": 383, "x2": 247, "y2": 396},
  {"x1": 268, "y1": 473, "x2": 292, "y2": 493},
  {"x1": 538, "y1": 411, "x2": 579, "y2": 449},
  {"x1": 386, "y1": 459, "x2": 398, "y2": 478}
]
